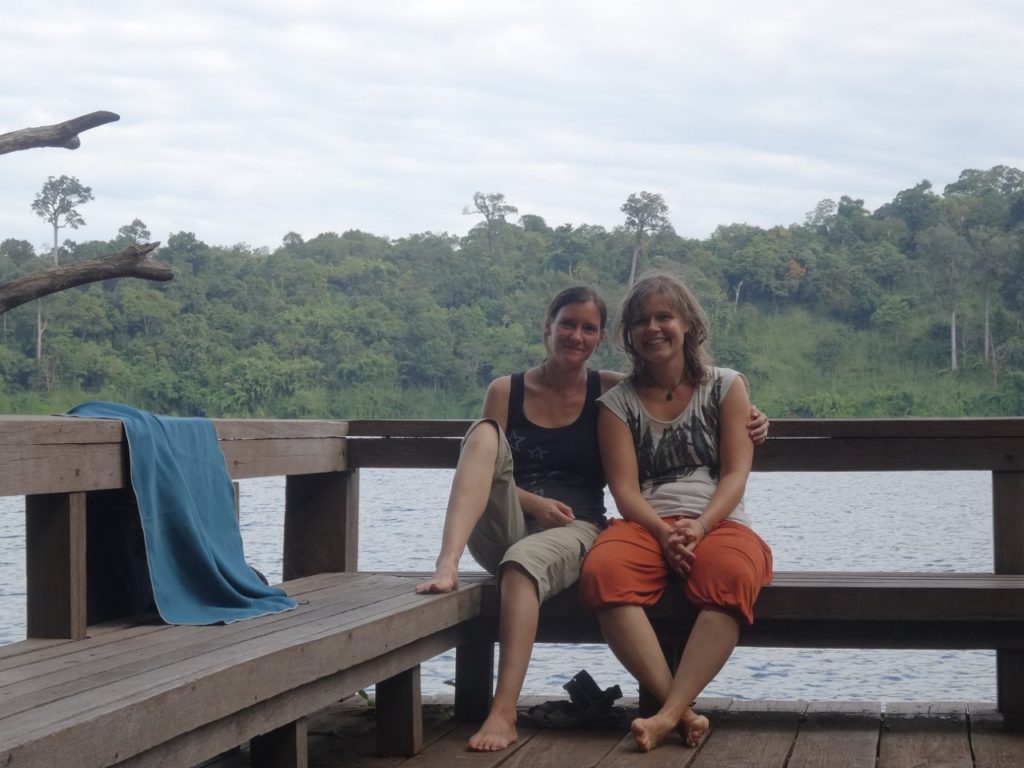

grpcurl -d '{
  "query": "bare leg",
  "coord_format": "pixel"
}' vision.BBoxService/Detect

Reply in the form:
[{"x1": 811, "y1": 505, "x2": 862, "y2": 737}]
[
  {"x1": 629, "y1": 610, "x2": 740, "y2": 751},
  {"x1": 467, "y1": 565, "x2": 539, "y2": 751},
  {"x1": 598, "y1": 605, "x2": 675, "y2": 698},
  {"x1": 416, "y1": 422, "x2": 500, "y2": 593},
  {"x1": 599, "y1": 606, "x2": 738, "y2": 751}
]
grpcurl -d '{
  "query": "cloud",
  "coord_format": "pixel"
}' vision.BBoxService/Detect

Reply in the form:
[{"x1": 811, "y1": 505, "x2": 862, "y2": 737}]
[{"x1": 2, "y1": 0, "x2": 1022, "y2": 253}]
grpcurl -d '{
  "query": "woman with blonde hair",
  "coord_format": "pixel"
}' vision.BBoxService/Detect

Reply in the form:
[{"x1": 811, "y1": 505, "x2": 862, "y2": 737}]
[{"x1": 579, "y1": 272, "x2": 773, "y2": 752}]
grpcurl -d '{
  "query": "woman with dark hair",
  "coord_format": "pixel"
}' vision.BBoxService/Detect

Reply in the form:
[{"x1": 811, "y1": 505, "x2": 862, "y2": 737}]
[
  {"x1": 417, "y1": 285, "x2": 768, "y2": 752},
  {"x1": 579, "y1": 272, "x2": 774, "y2": 753}
]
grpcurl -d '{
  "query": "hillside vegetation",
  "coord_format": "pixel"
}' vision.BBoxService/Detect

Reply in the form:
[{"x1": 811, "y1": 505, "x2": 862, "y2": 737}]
[{"x1": 1, "y1": 167, "x2": 1022, "y2": 418}]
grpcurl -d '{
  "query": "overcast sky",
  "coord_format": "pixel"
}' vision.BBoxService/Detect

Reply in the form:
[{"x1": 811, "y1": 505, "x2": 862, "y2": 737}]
[{"x1": 3, "y1": 0, "x2": 1022, "y2": 253}]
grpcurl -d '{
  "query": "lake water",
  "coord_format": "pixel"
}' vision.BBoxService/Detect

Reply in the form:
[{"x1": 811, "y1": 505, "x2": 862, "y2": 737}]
[{"x1": 0, "y1": 469, "x2": 998, "y2": 702}]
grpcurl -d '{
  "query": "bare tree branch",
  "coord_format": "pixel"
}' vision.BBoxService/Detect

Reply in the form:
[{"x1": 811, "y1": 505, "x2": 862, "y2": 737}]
[
  {"x1": 0, "y1": 243, "x2": 173, "y2": 314},
  {"x1": 0, "y1": 111, "x2": 121, "y2": 156}
]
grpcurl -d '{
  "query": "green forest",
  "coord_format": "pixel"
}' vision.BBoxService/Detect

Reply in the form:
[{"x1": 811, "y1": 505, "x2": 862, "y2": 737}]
[{"x1": 2, "y1": 167, "x2": 1023, "y2": 419}]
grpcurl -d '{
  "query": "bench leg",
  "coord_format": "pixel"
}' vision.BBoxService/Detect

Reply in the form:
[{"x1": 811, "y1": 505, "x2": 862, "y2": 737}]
[
  {"x1": 998, "y1": 651, "x2": 1024, "y2": 730},
  {"x1": 455, "y1": 640, "x2": 494, "y2": 721},
  {"x1": 26, "y1": 492, "x2": 87, "y2": 639},
  {"x1": 376, "y1": 666, "x2": 423, "y2": 756},
  {"x1": 250, "y1": 718, "x2": 308, "y2": 768}
]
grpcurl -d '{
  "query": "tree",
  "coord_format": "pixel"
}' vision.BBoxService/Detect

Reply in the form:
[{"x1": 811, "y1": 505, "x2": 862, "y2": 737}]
[
  {"x1": 621, "y1": 191, "x2": 670, "y2": 285},
  {"x1": 32, "y1": 175, "x2": 94, "y2": 268},
  {"x1": 917, "y1": 222, "x2": 972, "y2": 370},
  {"x1": 117, "y1": 218, "x2": 152, "y2": 244},
  {"x1": 463, "y1": 192, "x2": 518, "y2": 260},
  {"x1": 28, "y1": 175, "x2": 93, "y2": 363}
]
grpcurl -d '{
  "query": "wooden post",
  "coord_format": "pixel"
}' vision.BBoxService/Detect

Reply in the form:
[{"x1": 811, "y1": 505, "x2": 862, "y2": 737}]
[
  {"x1": 376, "y1": 667, "x2": 424, "y2": 756},
  {"x1": 454, "y1": 639, "x2": 494, "y2": 721},
  {"x1": 993, "y1": 470, "x2": 1024, "y2": 728},
  {"x1": 282, "y1": 470, "x2": 359, "y2": 579},
  {"x1": 26, "y1": 492, "x2": 87, "y2": 639},
  {"x1": 250, "y1": 718, "x2": 308, "y2": 768}
]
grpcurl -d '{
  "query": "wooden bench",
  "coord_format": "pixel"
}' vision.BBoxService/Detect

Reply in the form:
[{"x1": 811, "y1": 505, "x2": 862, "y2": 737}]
[
  {"x1": 0, "y1": 417, "x2": 484, "y2": 767},
  {"x1": 0, "y1": 572, "x2": 483, "y2": 768},
  {"x1": 347, "y1": 417, "x2": 1024, "y2": 729}
]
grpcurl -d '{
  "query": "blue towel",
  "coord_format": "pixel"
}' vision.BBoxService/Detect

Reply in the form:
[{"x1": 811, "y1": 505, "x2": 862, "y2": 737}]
[{"x1": 67, "y1": 401, "x2": 297, "y2": 624}]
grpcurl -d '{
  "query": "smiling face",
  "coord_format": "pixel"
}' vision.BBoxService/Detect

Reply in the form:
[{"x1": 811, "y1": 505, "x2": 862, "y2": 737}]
[
  {"x1": 617, "y1": 274, "x2": 711, "y2": 384},
  {"x1": 543, "y1": 300, "x2": 605, "y2": 368},
  {"x1": 628, "y1": 296, "x2": 689, "y2": 364}
]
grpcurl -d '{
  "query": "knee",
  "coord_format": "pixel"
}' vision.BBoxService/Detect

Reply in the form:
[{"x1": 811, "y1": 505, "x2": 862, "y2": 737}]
[{"x1": 460, "y1": 420, "x2": 500, "y2": 461}]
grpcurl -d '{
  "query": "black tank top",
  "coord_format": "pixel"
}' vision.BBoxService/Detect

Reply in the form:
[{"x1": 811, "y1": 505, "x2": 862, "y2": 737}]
[{"x1": 506, "y1": 369, "x2": 606, "y2": 524}]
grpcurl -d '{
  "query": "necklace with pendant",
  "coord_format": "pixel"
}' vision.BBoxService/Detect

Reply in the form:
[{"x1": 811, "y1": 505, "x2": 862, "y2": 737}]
[{"x1": 663, "y1": 377, "x2": 686, "y2": 401}]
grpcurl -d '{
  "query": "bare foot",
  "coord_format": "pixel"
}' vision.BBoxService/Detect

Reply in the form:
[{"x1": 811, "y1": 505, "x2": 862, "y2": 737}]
[
  {"x1": 677, "y1": 710, "x2": 710, "y2": 748},
  {"x1": 467, "y1": 712, "x2": 518, "y2": 752},
  {"x1": 415, "y1": 564, "x2": 458, "y2": 593},
  {"x1": 630, "y1": 713, "x2": 676, "y2": 752}
]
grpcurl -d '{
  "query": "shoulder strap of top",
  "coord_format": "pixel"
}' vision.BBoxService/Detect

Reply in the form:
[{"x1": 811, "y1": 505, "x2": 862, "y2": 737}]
[
  {"x1": 508, "y1": 371, "x2": 526, "y2": 421},
  {"x1": 585, "y1": 368, "x2": 600, "y2": 405}
]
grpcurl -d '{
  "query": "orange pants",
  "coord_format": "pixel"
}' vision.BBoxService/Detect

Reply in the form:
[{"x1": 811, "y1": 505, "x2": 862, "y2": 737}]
[{"x1": 578, "y1": 517, "x2": 773, "y2": 625}]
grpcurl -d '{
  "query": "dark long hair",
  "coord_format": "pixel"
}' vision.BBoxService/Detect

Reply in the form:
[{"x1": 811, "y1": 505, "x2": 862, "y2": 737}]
[
  {"x1": 616, "y1": 272, "x2": 712, "y2": 387},
  {"x1": 545, "y1": 286, "x2": 608, "y2": 331}
]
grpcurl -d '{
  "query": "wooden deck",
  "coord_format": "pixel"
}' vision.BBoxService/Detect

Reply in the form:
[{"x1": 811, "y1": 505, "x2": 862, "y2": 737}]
[{"x1": 208, "y1": 696, "x2": 1024, "y2": 768}]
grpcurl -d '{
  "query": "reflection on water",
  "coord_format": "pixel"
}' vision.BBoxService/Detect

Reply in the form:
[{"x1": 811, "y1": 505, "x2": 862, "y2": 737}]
[{"x1": 0, "y1": 469, "x2": 996, "y2": 700}]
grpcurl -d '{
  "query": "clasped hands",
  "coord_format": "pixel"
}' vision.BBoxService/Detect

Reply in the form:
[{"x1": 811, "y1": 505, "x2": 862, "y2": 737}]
[{"x1": 659, "y1": 517, "x2": 704, "y2": 576}]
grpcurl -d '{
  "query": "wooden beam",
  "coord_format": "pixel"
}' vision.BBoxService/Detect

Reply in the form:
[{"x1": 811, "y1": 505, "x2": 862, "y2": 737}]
[
  {"x1": 994, "y1": 471, "x2": 1024, "y2": 725},
  {"x1": 250, "y1": 719, "x2": 308, "y2": 768},
  {"x1": 375, "y1": 667, "x2": 423, "y2": 756},
  {"x1": 26, "y1": 492, "x2": 87, "y2": 639},
  {"x1": 283, "y1": 470, "x2": 359, "y2": 579}
]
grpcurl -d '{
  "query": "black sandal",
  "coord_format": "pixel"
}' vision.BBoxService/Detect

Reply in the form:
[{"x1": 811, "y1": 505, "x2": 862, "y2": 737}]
[{"x1": 517, "y1": 670, "x2": 622, "y2": 729}]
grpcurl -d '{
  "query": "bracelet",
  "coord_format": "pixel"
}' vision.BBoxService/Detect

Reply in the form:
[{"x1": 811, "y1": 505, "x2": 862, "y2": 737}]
[{"x1": 696, "y1": 518, "x2": 708, "y2": 537}]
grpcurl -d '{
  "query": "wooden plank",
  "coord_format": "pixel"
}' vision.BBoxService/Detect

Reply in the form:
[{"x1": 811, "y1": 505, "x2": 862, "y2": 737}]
[
  {"x1": 0, "y1": 442, "x2": 125, "y2": 495},
  {"x1": 375, "y1": 666, "x2": 422, "y2": 756},
  {"x1": 598, "y1": 698, "x2": 731, "y2": 767},
  {"x1": 395, "y1": 720, "x2": 537, "y2": 768},
  {"x1": 212, "y1": 419, "x2": 348, "y2": 440},
  {"x1": 350, "y1": 434, "x2": 1024, "y2": 471},
  {"x1": 1, "y1": 577, "x2": 479, "y2": 733},
  {"x1": 0, "y1": 574, "x2": 346, "y2": 687},
  {"x1": 0, "y1": 416, "x2": 123, "y2": 445},
  {"x1": 787, "y1": 701, "x2": 879, "y2": 768},
  {"x1": 970, "y1": 704, "x2": 1024, "y2": 767},
  {"x1": 348, "y1": 437, "x2": 462, "y2": 469},
  {"x1": 283, "y1": 470, "x2": 359, "y2": 578},
  {"x1": 344, "y1": 420, "x2": 473, "y2": 438},
  {"x1": 220, "y1": 437, "x2": 347, "y2": 479},
  {"x1": 879, "y1": 702, "x2": 972, "y2": 768},
  {"x1": 753, "y1": 437, "x2": 1024, "y2": 471},
  {"x1": 0, "y1": 574, "x2": 421, "y2": 710},
  {"x1": 25, "y1": 492, "x2": 87, "y2": 639},
  {"x1": 106, "y1": 628, "x2": 472, "y2": 768},
  {"x1": 498, "y1": 723, "x2": 624, "y2": 768},
  {"x1": 339, "y1": 418, "x2": 1024, "y2": 441},
  {"x1": 694, "y1": 700, "x2": 805, "y2": 767}
]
